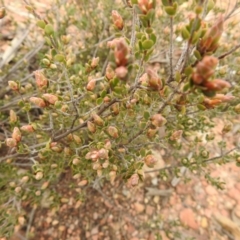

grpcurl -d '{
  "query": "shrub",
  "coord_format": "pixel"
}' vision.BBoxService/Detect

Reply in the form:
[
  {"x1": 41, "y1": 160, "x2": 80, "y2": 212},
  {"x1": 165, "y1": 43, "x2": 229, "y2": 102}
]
[{"x1": 1, "y1": 0, "x2": 240, "y2": 237}]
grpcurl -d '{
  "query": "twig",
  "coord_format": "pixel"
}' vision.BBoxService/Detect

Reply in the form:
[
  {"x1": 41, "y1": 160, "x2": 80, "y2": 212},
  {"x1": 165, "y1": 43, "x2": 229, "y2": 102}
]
[
  {"x1": 22, "y1": 0, "x2": 42, "y2": 20},
  {"x1": 53, "y1": 98, "x2": 119, "y2": 141},
  {"x1": 218, "y1": 43, "x2": 240, "y2": 60},
  {"x1": 25, "y1": 207, "x2": 36, "y2": 239},
  {"x1": 63, "y1": 68, "x2": 80, "y2": 129},
  {"x1": 145, "y1": 147, "x2": 239, "y2": 173},
  {"x1": 77, "y1": 35, "x2": 115, "y2": 54},
  {"x1": 0, "y1": 142, "x2": 47, "y2": 163},
  {"x1": 0, "y1": 41, "x2": 44, "y2": 83},
  {"x1": 169, "y1": 17, "x2": 174, "y2": 81},
  {"x1": 224, "y1": 1, "x2": 239, "y2": 21},
  {"x1": 130, "y1": 5, "x2": 137, "y2": 54}
]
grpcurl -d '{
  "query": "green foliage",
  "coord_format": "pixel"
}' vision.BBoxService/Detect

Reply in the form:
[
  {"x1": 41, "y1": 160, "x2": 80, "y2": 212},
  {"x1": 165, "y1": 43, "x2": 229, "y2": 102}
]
[{"x1": 1, "y1": 0, "x2": 240, "y2": 237}]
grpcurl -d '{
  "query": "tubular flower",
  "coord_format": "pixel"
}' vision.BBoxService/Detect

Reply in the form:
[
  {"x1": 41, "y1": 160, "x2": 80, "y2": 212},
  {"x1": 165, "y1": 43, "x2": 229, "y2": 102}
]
[
  {"x1": 112, "y1": 10, "x2": 124, "y2": 30},
  {"x1": 192, "y1": 56, "x2": 218, "y2": 85},
  {"x1": 138, "y1": 0, "x2": 156, "y2": 14},
  {"x1": 34, "y1": 70, "x2": 48, "y2": 90},
  {"x1": 114, "y1": 38, "x2": 129, "y2": 67},
  {"x1": 198, "y1": 15, "x2": 224, "y2": 55}
]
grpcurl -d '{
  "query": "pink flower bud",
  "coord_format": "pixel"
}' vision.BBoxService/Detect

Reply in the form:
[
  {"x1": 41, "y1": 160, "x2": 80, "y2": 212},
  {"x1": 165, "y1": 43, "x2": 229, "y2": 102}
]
[
  {"x1": 34, "y1": 70, "x2": 48, "y2": 90},
  {"x1": 8, "y1": 81, "x2": 19, "y2": 91},
  {"x1": 109, "y1": 171, "x2": 117, "y2": 185},
  {"x1": 5, "y1": 138, "x2": 17, "y2": 148},
  {"x1": 86, "y1": 80, "x2": 96, "y2": 91},
  {"x1": 98, "y1": 148, "x2": 109, "y2": 159},
  {"x1": 92, "y1": 162, "x2": 101, "y2": 170},
  {"x1": 50, "y1": 142, "x2": 62, "y2": 152},
  {"x1": 107, "y1": 126, "x2": 119, "y2": 138},
  {"x1": 105, "y1": 64, "x2": 115, "y2": 80},
  {"x1": 73, "y1": 134, "x2": 82, "y2": 144},
  {"x1": 78, "y1": 179, "x2": 88, "y2": 186},
  {"x1": 85, "y1": 150, "x2": 99, "y2": 161},
  {"x1": 29, "y1": 97, "x2": 46, "y2": 108},
  {"x1": 102, "y1": 160, "x2": 109, "y2": 168},
  {"x1": 90, "y1": 57, "x2": 99, "y2": 68},
  {"x1": 87, "y1": 121, "x2": 96, "y2": 133},
  {"x1": 151, "y1": 114, "x2": 167, "y2": 127},
  {"x1": 198, "y1": 15, "x2": 224, "y2": 54},
  {"x1": 0, "y1": 7, "x2": 6, "y2": 19},
  {"x1": 138, "y1": 0, "x2": 155, "y2": 14},
  {"x1": 213, "y1": 94, "x2": 235, "y2": 102},
  {"x1": 72, "y1": 158, "x2": 80, "y2": 165},
  {"x1": 9, "y1": 110, "x2": 17, "y2": 123},
  {"x1": 12, "y1": 127, "x2": 21, "y2": 142},
  {"x1": 92, "y1": 113, "x2": 104, "y2": 126},
  {"x1": 107, "y1": 39, "x2": 119, "y2": 49},
  {"x1": 104, "y1": 139, "x2": 112, "y2": 150},
  {"x1": 147, "y1": 69, "x2": 162, "y2": 90},
  {"x1": 203, "y1": 79, "x2": 231, "y2": 91},
  {"x1": 147, "y1": 127, "x2": 158, "y2": 139},
  {"x1": 42, "y1": 93, "x2": 58, "y2": 105},
  {"x1": 203, "y1": 97, "x2": 222, "y2": 108},
  {"x1": 139, "y1": 73, "x2": 148, "y2": 86},
  {"x1": 35, "y1": 172, "x2": 43, "y2": 180},
  {"x1": 192, "y1": 56, "x2": 218, "y2": 84},
  {"x1": 144, "y1": 155, "x2": 157, "y2": 168},
  {"x1": 20, "y1": 125, "x2": 34, "y2": 133},
  {"x1": 128, "y1": 173, "x2": 139, "y2": 187},
  {"x1": 114, "y1": 38, "x2": 129, "y2": 66},
  {"x1": 112, "y1": 10, "x2": 124, "y2": 30},
  {"x1": 115, "y1": 66, "x2": 128, "y2": 79},
  {"x1": 97, "y1": 169, "x2": 102, "y2": 177},
  {"x1": 170, "y1": 130, "x2": 183, "y2": 141},
  {"x1": 111, "y1": 103, "x2": 120, "y2": 115}
]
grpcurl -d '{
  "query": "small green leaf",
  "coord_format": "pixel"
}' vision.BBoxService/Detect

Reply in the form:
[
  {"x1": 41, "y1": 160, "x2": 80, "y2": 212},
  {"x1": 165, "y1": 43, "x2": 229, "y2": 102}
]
[
  {"x1": 181, "y1": 26, "x2": 190, "y2": 40},
  {"x1": 149, "y1": 33, "x2": 157, "y2": 44},
  {"x1": 194, "y1": 50, "x2": 202, "y2": 60},
  {"x1": 207, "y1": 0, "x2": 215, "y2": 13},
  {"x1": 162, "y1": 0, "x2": 169, "y2": 6},
  {"x1": 142, "y1": 39, "x2": 154, "y2": 50},
  {"x1": 44, "y1": 37, "x2": 52, "y2": 46},
  {"x1": 143, "y1": 111, "x2": 150, "y2": 120},
  {"x1": 37, "y1": 20, "x2": 46, "y2": 29},
  {"x1": 54, "y1": 54, "x2": 65, "y2": 62},
  {"x1": 138, "y1": 14, "x2": 149, "y2": 27},
  {"x1": 164, "y1": 3, "x2": 178, "y2": 16},
  {"x1": 146, "y1": 9, "x2": 155, "y2": 23},
  {"x1": 145, "y1": 28, "x2": 153, "y2": 34},
  {"x1": 175, "y1": 71, "x2": 181, "y2": 82},
  {"x1": 96, "y1": 98, "x2": 103, "y2": 105},
  {"x1": 184, "y1": 66, "x2": 193, "y2": 77},
  {"x1": 135, "y1": 51, "x2": 141, "y2": 59},
  {"x1": 193, "y1": 17, "x2": 201, "y2": 32},
  {"x1": 183, "y1": 82, "x2": 190, "y2": 92},
  {"x1": 113, "y1": 86, "x2": 123, "y2": 94},
  {"x1": 100, "y1": 90, "x2": 107, "y2": 98},
  {"x1": 18, "y1": 100, "x2": 25, "y2": 108},
  {"x1": 202, "y1": 90, "x2": 216, "y2": 97},
  {"x1": 191, "y1": 30, "x2": 201, "y2": 44},
  {"x1": 136, "y1": 32, "x2": 144, "y2": 39},
  {"x1": 44, "y1": 24, "x2": 54, "y2": 36},
  {"x1": 110, "y1": 78, "x2": 119, "y2": 88}
]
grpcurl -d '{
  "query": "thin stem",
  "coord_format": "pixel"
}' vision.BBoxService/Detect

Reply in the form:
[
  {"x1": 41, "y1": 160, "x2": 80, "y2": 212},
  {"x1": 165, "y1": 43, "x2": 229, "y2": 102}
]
[
  {"x1": 169, "y1": 17, "x2": 174, "y2": 81},
  {"x1": 218, "y1": 43, "x2": 240, "y2": 60},
  {"x1": 53, "y1": 98, "x2": 119, "y2": 141},
  {"x1": 63, "y1": 67, "x2": 80, "y2": 129},
  {"x1": 145, "y1": 147, "x2": 239, "y2": 173},
  {"x1": 130, "y1": 5, "x2": 137, "y2": 54}
]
